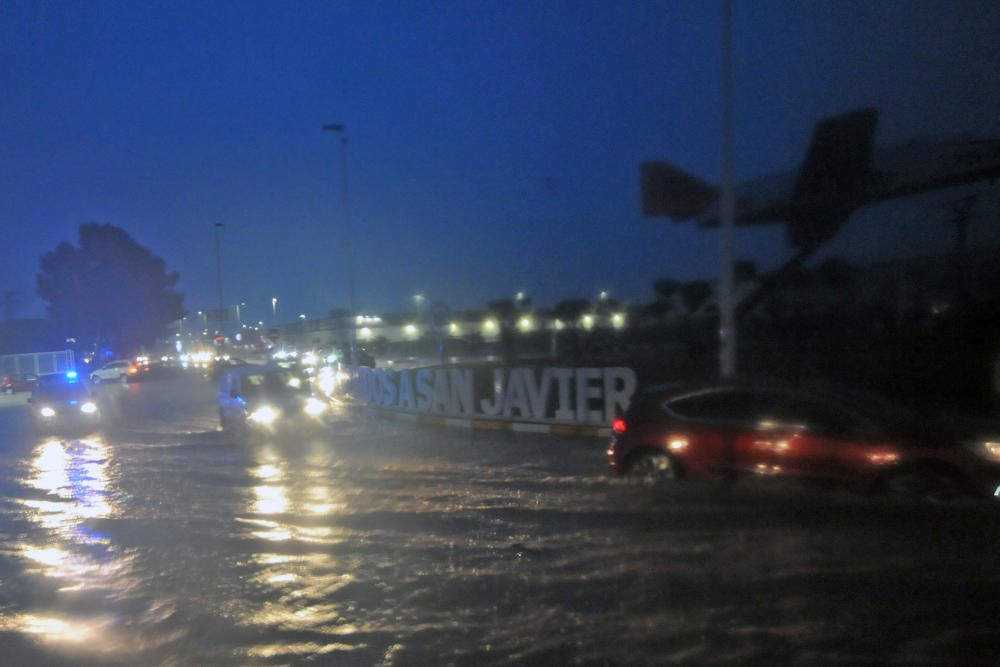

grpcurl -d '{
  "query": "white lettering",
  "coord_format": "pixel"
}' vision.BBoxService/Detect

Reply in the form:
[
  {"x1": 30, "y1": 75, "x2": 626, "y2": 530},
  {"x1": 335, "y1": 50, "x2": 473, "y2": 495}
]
[
  {"x1": 398, "y1": 369, "x2": 416, "y2": 410},
  {"x1": 575, "y1": 367, "x2": 603, "y2": 422},
  {"x1": 523, "y1": 367, "x2": 553, "y2": 420},
  {"x1": 480, "y1": 368, "x2": 505, "y2": 416},
  {"x1": 502, "y1": 368, "x2": 531, "y2": 418},
  {"x1": 603, "y1": 367, "x2": 637, "y2": 422},
  {"x1": 416, "y1": 368, "x2": 432, "y2": 411},
  {"x1": 449, "y1": 369, "x2": 474, "y2": 415},
  {"x1": 553, "y1": 368, "x2": 575, "y2": 420},
  {"x1": 431, "y1": 368, "x2": 450, "y2": 413}
]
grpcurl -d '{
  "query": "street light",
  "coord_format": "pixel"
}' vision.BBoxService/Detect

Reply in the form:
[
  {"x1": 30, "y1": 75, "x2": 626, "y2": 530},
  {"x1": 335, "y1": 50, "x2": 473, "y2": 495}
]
[
  {"x1": 271, "y1": 297, "x2": 278, "y2": 325},
  {"x1": 323, "y1": 122, "x2": 358, "y2": 366},
  {"x1": 213, "y1": 224, "x2": 225, "y2": 322}
]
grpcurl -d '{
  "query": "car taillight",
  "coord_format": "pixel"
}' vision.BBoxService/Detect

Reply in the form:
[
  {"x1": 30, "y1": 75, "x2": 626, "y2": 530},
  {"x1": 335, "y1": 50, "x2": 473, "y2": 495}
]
[
  {"x1": 612, "y1": 418, "x2": 627, "y2": 434},
  {"x1": 128, "y1": 366, "x2": 138, "y2": 374}
]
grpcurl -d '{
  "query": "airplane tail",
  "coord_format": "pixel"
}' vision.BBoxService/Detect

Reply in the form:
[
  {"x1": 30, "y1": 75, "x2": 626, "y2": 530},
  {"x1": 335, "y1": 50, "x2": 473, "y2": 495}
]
[
  {"x1": 640, "y1": 161, "x2": 719, "y2": 220},
  {"x1": 793, "y1": 107, "x2": 877, "y2": 204}
]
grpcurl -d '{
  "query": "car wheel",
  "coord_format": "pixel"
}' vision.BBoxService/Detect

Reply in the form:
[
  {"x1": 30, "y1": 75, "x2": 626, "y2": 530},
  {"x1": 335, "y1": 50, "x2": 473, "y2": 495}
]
[
  {"x1": 626, "y1": 451, "x2": 677, "y2": 483},
  {"x1": 879, "y1": 467, "x2": 966, "y2": 503}
]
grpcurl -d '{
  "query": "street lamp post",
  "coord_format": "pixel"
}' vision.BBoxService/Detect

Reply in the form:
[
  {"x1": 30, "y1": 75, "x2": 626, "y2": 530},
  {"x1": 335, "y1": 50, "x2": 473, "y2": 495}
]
[
  {"x1": 213, "y1": 224, "x2": 225, "y2": 330},
  {"x1": 718, "y1": 0, "x2": 737, "y2": 378},
  {"x1": 323, "y1": 123, "x2": 358, "y2": 366},
  {"x1": 271, "y1": 297, "x2": 278, "y2": 325}
]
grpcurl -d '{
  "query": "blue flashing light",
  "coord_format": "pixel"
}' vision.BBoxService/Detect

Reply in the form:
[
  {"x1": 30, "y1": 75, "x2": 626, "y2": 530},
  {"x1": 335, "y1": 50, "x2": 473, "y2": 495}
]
[{"x1": 66, "y1": 371, "x2": 78, "y2": 380}]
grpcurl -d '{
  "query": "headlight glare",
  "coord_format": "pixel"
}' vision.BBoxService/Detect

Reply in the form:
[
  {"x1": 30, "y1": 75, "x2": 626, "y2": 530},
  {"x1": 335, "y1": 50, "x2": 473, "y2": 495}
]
[
  {"x1": 80, "y1": 401, "x2": 98, "y2": 414},
  {"x1": 40, "y1": 407, "x2": 56, "y2": 418},
  {"x1": 965, "y1": 440, "x2": 1000, "y2": 462},
  {"x1": 249, "y1": 406, "x2": 279, "y2": 425},
  {"x1": 304, "y1": 397, "x2": 327, "y2": 416}
]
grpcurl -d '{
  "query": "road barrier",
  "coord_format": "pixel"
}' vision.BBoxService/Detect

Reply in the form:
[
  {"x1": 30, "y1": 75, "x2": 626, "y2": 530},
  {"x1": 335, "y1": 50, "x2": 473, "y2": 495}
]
[{"x1": 0, "y1": 350, "x2": 75, "y2": 377}]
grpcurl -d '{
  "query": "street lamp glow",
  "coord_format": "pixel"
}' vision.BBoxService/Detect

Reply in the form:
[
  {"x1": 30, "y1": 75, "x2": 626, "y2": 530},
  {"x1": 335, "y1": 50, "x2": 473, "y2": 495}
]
[
  {"x1": 413, "y1": 293, "x2": 425, "y2": 304},
  {"x1": 553, "y1": 319, "x2": 565, "y2": 331},
  {"x1": 517, "y1": 315, "x2": 534, "y2": 332},
  {"x1": 611, "y1": 312, "x2": 626, "y2": 329},
  {"x1": 359, "y1": 326, "x2": 373, "y2": 340},
  {"x1": 483, "y1": 318, "x2": 497, "y2": 332},
  {"x1": 581, "y1": 314, "x2": 595, "y2": 330},
  {"x1": 515, "y1": 291, "x2": 526, "y2": 302},
  {"x1": 598, "y1": 291, "x2": 609, "y2": 301},
  {"x1": 448, "y1": 322, "x2": 460, "y2": 335},
  {"x1": 299, "y1": 314, "x2": 307, "y2": 320},
  {"x1": 404, "y1": 323, "x2": 418, "y2": 337}
]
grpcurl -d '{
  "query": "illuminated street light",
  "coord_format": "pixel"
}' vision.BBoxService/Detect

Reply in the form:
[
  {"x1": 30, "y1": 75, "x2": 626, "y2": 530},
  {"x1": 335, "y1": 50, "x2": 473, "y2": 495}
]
[
  {"x1": 483, "y1": 318, "x2": 498, "y2": 332},
  {"x1": 299, "y1": 314, "x2": 307, "y2": 320},
  {"x1": 517, "y1": 315, "x2": 534, "y2": 332},
  {"x1": 598, "y1": 291, "x2": 609, "y2": 301},
  {"x1": 611, "y1": 312, "x2": 626, "y2": 329},
  {"x1": 404, "y1": 323, "x2": 418, "y2": 338},
  {"x1": 553, "y1": 319, "x2": 565, "y2": 331},
  {"x1": 448, "y1": 322, "x2": 461, "y2": 335},
  {"x1": 581, "y1": 314, "x2": 595, "y2": 330},
  {"x1": 271, "y1": 297, "x2": 278, "y2": 324},
  {"x1": 359, "y1": 327, "x2": 373, "y2": 340}
]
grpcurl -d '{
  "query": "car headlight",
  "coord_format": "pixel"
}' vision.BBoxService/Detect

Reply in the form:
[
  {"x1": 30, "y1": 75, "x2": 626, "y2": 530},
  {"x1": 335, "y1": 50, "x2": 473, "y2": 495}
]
[
  {"x1": 248, "y1": 406, "x2": 279, "y2": 425},
  {"x1": 964, "y1": 440, "x2": 1000, "y2": 463},
  {"x1": 39, "y1": 407, "x2": 56, "y2": 418},
  {"x1": 80, "y1": 401, "x2": 98, "y2": 415},
  {"x1": 304, "y1": 397, "x2": 327, "y2": 416}
]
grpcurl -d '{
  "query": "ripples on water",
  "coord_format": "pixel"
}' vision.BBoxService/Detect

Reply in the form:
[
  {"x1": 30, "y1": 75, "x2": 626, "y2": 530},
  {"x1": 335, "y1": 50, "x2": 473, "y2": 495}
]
[{"x1": 2, "y1": 381, "x2": 1000, "y2": 666}]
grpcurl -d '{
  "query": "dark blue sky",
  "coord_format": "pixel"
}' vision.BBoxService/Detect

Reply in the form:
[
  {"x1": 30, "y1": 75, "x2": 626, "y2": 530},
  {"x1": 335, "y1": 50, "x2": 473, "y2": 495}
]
[{"x1": 2, "y1": 0, "x2": 999, "y2": 324}]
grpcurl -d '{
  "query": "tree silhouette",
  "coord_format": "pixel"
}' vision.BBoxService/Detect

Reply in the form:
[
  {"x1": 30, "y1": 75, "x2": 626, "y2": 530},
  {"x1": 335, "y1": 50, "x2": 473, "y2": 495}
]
[
  {"x1": 680, "y1": 280, "x2": 713, "y2": 315},
  {"x1": 37, "y1": 223, "x2": 185, "y2": 353}
]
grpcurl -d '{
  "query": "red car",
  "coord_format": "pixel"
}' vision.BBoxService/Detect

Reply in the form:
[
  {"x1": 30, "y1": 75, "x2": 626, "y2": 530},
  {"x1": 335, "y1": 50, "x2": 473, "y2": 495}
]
[
  {"x1": 2, "y1": 373, "x2": 38, "y2": 395},
  {"x1": 608, "y1": 381, "x2": 1000, "y2": 501}
]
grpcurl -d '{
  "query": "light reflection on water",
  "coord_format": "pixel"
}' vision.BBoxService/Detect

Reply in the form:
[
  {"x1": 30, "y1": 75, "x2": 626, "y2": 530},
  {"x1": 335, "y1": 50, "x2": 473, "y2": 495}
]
[{"x1": 2, "y1": 436, "x2": 144, "y2": 653}]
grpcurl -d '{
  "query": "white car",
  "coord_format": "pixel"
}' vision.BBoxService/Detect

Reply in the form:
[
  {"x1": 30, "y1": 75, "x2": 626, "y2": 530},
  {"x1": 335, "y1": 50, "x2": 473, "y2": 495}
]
[{"x1": 89, "y1": 359, "x2": 136, "y2": 384}]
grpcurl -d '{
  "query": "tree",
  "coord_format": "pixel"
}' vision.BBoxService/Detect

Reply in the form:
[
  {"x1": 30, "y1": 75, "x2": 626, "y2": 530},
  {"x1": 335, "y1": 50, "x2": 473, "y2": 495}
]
[
  {"x1": 37, "y1": 223, "x2": 185, "y2": 353},
  {"x1": 653, "y1": 278, "x2": 680, "y2": 302},
  {"x1": 680, "y1": 280, "x2": 713, "y2": 316}
]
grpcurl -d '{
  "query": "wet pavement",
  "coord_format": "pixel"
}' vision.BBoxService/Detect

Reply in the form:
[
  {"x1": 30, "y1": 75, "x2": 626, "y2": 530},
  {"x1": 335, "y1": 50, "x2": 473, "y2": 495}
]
[{"x1": 0, "y1": 374, "x2": 999, "y2": 666}]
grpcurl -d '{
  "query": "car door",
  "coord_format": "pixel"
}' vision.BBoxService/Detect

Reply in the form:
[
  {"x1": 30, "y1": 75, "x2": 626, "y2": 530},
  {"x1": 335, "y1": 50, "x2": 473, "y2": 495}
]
[
  {"x1": 735, "y1": 391, "x2": 861, "y2": 484},
  {"x1": 220, "y1": 373, "x2": 241, "y2": 423},
  {"x1": 662, "y1": 388, "x2": 768, "y2": 478}
]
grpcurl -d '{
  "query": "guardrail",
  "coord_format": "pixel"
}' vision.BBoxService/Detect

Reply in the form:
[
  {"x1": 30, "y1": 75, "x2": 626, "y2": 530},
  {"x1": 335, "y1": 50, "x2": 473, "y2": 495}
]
[{"x1": 0, "y1": 350, "x2": 75, "y2": 377}]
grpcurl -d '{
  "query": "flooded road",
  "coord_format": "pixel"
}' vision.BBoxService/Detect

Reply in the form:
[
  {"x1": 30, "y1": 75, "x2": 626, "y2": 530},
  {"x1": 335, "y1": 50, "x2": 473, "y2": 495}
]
[{"x1": 1, "y1": 374, "x2": 999, "y2": 666}]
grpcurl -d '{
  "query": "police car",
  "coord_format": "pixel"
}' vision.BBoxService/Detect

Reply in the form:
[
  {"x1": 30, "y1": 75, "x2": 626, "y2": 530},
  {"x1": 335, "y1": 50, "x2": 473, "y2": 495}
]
[{"x1": 29, "y1": 372, "x2": 102, "y2": 432}]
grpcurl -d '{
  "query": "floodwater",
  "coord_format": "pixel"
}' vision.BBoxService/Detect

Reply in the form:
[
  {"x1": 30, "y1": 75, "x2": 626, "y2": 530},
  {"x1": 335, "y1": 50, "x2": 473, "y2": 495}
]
[{"x1": 0, "y1": 374, "x2": 999, "y2": 666}]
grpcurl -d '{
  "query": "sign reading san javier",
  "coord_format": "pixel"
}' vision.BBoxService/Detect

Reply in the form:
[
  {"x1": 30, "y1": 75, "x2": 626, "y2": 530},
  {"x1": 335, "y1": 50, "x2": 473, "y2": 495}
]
[{"x1": 346, "y1": 366, "x2": 637, "y2": 425}]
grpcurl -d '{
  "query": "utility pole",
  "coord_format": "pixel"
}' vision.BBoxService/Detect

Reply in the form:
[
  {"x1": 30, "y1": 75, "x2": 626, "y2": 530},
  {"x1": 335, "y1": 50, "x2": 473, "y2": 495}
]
[
  {"x1": 718, "y1": 0, "x2": 737, "y2": 378},
  {"x1": 323, "y1": 123, "x2": 358, "y2": 366},
  {"x1": 213, "y1": 223, "x2": 225, "y2": 333}
]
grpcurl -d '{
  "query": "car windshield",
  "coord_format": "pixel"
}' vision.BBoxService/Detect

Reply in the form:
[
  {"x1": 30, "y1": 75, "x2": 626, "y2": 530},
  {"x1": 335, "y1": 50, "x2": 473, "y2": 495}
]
[
  {"x1": 241, "y1": 371, "x2": 303, "y2": 398},
  {"x1": 36, "y1": 382, "x2": 89, "y2": 401}
]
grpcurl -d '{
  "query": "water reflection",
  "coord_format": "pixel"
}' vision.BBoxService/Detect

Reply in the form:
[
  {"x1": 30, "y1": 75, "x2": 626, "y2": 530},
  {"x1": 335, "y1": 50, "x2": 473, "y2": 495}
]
[
  {"x1": 237, "y1": 441, "x2": 364, "y2": 658},
  {"x1": 2, "y1": 437, "x2": 130, "y2": 652}
]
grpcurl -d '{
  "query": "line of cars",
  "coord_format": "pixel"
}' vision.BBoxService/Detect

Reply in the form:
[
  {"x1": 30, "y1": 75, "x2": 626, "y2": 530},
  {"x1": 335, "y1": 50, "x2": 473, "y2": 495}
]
[{"x1": 607, "y1": 379, "x2": 1000, "y2": 502}]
